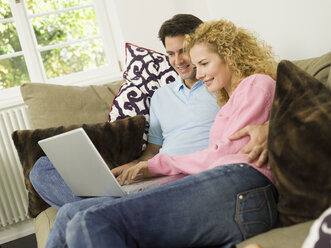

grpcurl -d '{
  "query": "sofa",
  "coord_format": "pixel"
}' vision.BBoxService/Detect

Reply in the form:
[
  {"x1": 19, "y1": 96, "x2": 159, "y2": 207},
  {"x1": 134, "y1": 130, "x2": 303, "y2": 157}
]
[{"x1": 12, "y1": 45, "x2": 331, "y2": 248}]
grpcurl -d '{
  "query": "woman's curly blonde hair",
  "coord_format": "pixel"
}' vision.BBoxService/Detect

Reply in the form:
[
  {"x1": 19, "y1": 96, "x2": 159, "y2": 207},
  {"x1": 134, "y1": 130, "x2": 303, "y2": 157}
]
[{"x1": 184, "y1": 19, "x2": 277, "y2": 106}]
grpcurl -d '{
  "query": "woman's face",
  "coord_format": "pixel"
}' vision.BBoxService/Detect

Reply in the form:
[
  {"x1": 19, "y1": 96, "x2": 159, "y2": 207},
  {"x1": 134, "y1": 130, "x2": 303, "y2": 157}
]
[{"x1": 190, "y1": 43, "x2": 233, "y2": 94}]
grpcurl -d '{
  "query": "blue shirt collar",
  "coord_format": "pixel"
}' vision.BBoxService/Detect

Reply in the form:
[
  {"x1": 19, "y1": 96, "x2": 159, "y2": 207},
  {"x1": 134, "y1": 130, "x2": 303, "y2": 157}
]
[{"x1": 174, "y1": 77, "x2": 203, "y2": 92}]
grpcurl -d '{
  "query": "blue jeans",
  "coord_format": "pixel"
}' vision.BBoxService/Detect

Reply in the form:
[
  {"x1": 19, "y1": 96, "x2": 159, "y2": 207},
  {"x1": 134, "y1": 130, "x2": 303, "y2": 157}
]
[
  {"x1": 50, "y1": 164, "x2": 277, "y2": 248},
  {"x1": 46, "y1": 196, "x2": 113, "y2": 248},
  {"x1": 30, "y1": 157, "x2": 115, "y2": 247},
  {"x1": 30, "y1": 156, "x2": 83, "y2": 209}
]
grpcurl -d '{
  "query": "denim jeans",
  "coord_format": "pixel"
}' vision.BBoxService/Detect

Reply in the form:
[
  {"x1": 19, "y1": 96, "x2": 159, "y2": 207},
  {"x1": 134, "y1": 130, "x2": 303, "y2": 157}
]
[
  {"x1": 46, "y1": 196, "x2": 113, "y2": 248},
  {"x1": 30, "y1": 156, "x2": 83, "y2": 209},
  {"x1": 59, "y1": 164, "x2": 278, "y2": 248}
]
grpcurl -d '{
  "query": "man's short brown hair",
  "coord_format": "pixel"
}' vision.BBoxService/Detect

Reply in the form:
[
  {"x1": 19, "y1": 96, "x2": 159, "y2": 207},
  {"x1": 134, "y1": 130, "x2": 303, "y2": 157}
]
[{"x1": 158, "y1": 14, "x2": 203, "y2": 46}]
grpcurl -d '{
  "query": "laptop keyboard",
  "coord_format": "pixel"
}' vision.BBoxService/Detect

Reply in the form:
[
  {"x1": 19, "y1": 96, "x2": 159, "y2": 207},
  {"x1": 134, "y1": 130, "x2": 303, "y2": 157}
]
[{"x1": 121, "y1": 175, "x2": 186, "y2": 194}]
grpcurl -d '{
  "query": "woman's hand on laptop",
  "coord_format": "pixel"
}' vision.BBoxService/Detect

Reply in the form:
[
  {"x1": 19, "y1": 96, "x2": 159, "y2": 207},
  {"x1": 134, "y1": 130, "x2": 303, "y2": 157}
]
[
  {"x1": 118, "y1": 161, "x2": 153, "y2": 186},
  {"x1": 112, "y1": 161, "x2": 137, "y2": 177}
]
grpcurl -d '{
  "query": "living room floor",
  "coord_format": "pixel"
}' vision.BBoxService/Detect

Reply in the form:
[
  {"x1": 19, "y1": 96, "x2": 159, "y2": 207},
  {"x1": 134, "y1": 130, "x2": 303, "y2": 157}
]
[{"x1": 1, "y1": 234, "x2": 37, "y2": 248}]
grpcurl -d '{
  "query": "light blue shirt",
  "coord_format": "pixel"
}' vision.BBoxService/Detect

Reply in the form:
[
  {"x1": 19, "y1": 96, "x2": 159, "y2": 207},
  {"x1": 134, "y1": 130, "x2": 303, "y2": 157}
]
[{"x1": 148, "y1": 76, "x2": 220, "y2": 156}]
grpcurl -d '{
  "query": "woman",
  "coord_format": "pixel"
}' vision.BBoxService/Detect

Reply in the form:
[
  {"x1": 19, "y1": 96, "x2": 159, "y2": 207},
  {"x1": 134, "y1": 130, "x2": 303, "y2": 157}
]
[
  {"x1": 50, "y1": 19, "x2": 278, "y2": 248},
  {"x1": 119, "y1": 19, "x2": 276, "y2": 184}
]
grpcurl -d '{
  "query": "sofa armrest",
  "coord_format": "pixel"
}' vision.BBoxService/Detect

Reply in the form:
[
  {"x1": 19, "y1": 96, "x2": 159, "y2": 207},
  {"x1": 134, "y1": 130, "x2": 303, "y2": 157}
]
[
  {"x1": 34, "y1": 207, "x2": 58, "y2": 248},
  {"x1": 236, "y1": 220, "x2": 314, "y2": 248}
]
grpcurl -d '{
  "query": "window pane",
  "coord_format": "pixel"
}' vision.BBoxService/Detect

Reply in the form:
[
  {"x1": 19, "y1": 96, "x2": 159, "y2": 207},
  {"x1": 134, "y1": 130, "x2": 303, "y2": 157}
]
[
  {"x1": 0, "y1": 56, "x2": 30, "y2": 89},
  {"x1": 31, "y1": 7, "x2": 99, "y2": 47},
  {"x1": 0, "y1": 1, "x2": 27, "y2": 89},
  {"x1": 41, "y1": 39, "x2": 106, "y2": 79},
  {"x1": 0, "y1": 22, "x2": 22, "y2": 55},
  {"x1": 0, "y1": 0, "x2": 13, "y2": 19},
  {"x1": 26, "y1": 0, "x2": 92, "y2": 15}
]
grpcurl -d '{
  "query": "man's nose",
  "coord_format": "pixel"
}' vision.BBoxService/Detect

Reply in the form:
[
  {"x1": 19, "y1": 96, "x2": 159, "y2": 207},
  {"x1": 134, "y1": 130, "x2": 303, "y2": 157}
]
[{"x1": 175, "y1": 54, "x2": 183, "y2": 65}]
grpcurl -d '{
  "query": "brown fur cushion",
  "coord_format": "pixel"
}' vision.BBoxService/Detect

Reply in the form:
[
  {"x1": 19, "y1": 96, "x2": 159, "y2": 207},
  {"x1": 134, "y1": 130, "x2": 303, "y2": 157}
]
[
  {"x1": 268, "y1": 60, "x2": 331, "y2": 226},
  {"x1": 11, "y1": 115, "x2": 146, "y2": 218}
]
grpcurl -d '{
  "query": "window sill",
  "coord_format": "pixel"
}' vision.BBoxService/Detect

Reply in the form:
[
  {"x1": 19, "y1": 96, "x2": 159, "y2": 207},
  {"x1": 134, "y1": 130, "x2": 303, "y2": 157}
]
[{"x1": 0, "y1": 71, "x2": 123, "y2": 111}]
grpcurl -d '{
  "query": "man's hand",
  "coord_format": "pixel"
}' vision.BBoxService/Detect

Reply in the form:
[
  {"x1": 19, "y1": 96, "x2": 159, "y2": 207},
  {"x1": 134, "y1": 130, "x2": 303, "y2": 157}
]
[
  {"x1": 118, "y1": 161, "x2": 153, "y2": 185},
  {"x1": 229, "y1": 121, "x2": 269, "y2": 167}
]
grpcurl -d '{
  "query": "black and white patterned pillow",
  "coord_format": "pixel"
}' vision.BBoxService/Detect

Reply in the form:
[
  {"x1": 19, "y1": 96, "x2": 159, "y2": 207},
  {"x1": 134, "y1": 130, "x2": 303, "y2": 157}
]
[{"x1": 108, "y1": 43, "x2": 177, "y2": 146}]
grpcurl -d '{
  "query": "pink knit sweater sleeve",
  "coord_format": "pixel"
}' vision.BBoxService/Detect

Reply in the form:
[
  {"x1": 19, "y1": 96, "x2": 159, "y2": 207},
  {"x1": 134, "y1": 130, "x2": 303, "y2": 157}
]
[{"x1": 148, "y1": 74, "x2": 275, "y2": 176}]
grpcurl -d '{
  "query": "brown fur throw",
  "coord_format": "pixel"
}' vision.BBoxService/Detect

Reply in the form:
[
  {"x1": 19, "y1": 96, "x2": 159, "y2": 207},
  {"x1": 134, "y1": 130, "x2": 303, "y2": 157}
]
[
  {"x1": 12, "y1": 115, "x2": 146, "y2": 218},
  {"x1": 268, "y1": 60, "x2": 331, "y2": 226}
]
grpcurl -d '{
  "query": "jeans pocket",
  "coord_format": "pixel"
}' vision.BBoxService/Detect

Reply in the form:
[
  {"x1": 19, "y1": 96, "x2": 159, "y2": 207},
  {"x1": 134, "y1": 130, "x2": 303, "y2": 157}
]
[{"x1": 234, "y1": 184, "x2": 277, "y2": 240}]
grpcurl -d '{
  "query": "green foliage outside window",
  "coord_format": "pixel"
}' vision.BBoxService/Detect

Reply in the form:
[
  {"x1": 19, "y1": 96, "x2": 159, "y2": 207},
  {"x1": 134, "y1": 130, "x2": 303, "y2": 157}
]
[{"x1": 0, "y1": 0, "x2": 107, "y2": 90}]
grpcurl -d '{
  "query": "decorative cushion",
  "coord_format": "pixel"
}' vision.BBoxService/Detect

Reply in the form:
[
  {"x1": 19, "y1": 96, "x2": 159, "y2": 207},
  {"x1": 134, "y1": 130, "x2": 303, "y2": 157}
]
[
  {"x1": 268, "y1": 60, "x2": 331, "y2": 227},
  {"x1": 11, "y1": 116, "x2": 146, "y2": 218},
  {"x1": 301, "y1": 207, "x2": 331, "y2": 248},
  {"x1": 108, "y1": 43, "x2": 177, "y2": 144},
  {"x1": 20, "y1": 81, "x2": 122, "y2": 129}
]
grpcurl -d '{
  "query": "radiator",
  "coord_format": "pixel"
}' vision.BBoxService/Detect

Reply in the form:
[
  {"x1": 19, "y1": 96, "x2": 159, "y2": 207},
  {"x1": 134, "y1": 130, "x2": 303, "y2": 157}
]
[{"x1": 0, "y1": 105, "x2": 31, "y2": 229}]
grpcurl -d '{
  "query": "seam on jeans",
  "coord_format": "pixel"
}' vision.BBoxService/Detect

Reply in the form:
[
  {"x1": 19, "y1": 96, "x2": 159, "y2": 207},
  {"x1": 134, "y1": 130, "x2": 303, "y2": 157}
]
[
  {"x1": 234, "y1": 184, "x2": 273, "y2": 239},
  {"x1": 80, "y1": 211, "x2": 94, "y2": 248},
  {"x1": 265, "y1": 185, "x2": 276, "y2": 226}
]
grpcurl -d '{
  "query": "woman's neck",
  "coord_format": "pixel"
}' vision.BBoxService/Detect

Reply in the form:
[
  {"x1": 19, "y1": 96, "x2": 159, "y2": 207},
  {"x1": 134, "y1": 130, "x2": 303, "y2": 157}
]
[{"x1": 226, "y1": 74, "x2": 244, "y2": 98}]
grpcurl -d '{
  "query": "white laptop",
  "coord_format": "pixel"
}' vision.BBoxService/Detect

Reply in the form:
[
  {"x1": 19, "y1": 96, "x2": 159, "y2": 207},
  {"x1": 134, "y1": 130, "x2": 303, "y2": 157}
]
[{"x1": 38, "y1": 128, "x2": 184, "y2": 197}]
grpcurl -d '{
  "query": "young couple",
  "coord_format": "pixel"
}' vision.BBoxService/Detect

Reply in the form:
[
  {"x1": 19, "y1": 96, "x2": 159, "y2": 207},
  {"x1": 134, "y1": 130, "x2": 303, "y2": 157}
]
[{"x1": 31, "y1": 14, "x2": 278, "y2": 248}]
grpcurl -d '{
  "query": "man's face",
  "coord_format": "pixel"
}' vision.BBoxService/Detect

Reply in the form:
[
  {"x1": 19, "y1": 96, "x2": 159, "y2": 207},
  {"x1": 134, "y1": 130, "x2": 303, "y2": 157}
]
[{"x1": 165, "y1": 35, "x2": 197, "y2": 84}]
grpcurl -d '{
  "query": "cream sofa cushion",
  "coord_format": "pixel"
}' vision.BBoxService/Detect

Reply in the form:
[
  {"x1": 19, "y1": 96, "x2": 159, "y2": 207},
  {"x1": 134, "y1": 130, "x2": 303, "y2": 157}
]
[{"x1": 20, "y1": 81, "x2": 123, "y2": 129}]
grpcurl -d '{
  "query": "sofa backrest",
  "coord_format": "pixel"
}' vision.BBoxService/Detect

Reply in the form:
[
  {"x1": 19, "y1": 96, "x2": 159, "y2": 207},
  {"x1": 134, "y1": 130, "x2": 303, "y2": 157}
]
[{"x1": 292, "y1": 51, "x2": 331, "y2": 90}]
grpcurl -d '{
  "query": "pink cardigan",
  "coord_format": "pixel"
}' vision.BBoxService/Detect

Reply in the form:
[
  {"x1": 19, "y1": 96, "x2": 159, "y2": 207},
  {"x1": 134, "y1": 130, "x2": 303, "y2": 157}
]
[{"x1": 148, "y1": 74, "x2": 276, "y2": 184}]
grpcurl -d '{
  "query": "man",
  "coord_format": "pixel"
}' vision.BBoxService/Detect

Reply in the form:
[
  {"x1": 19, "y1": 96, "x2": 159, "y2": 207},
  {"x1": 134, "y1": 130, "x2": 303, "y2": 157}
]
[{"x1": 113, "y1": 14, "x2": 219, "y2": 179}]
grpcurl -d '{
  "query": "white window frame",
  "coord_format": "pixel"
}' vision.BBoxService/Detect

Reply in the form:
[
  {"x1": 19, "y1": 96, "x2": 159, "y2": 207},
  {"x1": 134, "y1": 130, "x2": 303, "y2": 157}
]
[{"x1": 0, "y1": 0, "x2": 124, "y2": 110}]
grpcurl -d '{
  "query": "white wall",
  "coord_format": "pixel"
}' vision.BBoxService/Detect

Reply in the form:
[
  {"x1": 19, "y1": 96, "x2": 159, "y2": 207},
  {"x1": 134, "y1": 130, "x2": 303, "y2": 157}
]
[
  {"x1": 111, "y1": 0, "x2": 209, "y2": 60},
  {"x1": 112, "y1": 0, "x2": 331, "y2": 62},
  {"x1": 206, "y1": 0, "x2": 331, "y2": 60}
]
